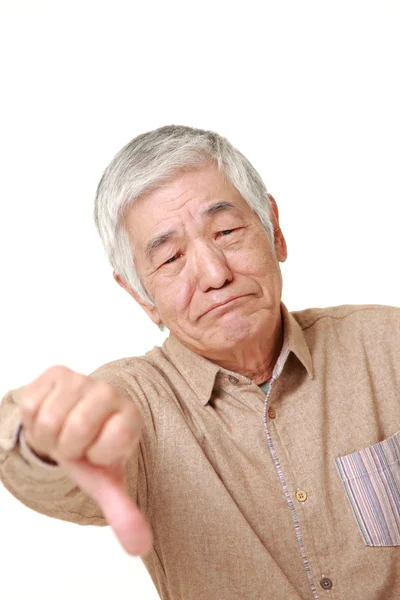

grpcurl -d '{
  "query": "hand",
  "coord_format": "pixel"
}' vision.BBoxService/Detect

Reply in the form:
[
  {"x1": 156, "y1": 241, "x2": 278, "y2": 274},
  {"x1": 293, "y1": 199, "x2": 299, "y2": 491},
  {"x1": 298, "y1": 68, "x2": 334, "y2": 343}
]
[{"x1": 19, "y1": 365, "x2": 153, "y2": 557}]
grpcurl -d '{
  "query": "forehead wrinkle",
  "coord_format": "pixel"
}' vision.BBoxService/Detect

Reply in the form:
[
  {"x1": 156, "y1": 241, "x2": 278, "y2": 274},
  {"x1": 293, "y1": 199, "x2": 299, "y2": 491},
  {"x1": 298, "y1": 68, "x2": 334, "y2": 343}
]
[{"x1": 162, "y1": 187, "x2": 193, "y2": 206}]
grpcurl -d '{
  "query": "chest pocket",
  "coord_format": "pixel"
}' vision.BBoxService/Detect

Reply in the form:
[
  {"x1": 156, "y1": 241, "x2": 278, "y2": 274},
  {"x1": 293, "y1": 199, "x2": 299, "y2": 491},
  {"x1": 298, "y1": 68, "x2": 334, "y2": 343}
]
[{"x1": 335, "y1": 430, "x2": 400, "y2": 546}]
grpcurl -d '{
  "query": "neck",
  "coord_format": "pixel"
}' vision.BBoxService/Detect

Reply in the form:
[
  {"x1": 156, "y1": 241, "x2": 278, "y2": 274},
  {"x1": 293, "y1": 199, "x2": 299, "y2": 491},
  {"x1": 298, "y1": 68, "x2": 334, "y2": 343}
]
[{"x1": 212, "y1": 312, "x2": 284, "y2": 385}]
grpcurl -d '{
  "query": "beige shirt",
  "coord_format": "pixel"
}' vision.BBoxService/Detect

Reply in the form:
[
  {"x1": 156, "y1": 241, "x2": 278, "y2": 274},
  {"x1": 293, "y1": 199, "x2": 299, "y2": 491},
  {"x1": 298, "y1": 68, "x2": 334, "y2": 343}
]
[{"x1": 1, "y1": 302, "x2": 400, "y2": 600}]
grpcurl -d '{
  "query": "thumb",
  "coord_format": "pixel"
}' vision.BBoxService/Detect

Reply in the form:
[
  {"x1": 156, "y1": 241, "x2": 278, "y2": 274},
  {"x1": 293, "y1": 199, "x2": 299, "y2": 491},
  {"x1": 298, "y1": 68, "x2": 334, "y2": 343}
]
[{"x1": 57, "y1": 457, "x2": 153, "y2": 556}]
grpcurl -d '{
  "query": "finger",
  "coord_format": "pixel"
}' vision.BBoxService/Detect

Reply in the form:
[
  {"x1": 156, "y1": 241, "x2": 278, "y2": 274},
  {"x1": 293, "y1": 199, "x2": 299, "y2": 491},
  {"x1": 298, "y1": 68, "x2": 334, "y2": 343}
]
[
  {"x1": 19, "y1": 366, "x2": 72, "y2": 430},
  {"x1": 39, "y1": 382, "x2": 120, "y2": 461},
  {"x1": 58, "y1": 458, "x2": 153, "y2": 556},
  {"x1": 31, "y1": 379, "x2": 90, "y2": 455},
  {"x1": 19, "y1": 381, "x2": 55, "y2": 432},
  {"x1": 85, "y1": 410, "x2": 141, "y2": 467},
  {"x1": 56, "y1": 396, "x2": 118, "y2": 465}
]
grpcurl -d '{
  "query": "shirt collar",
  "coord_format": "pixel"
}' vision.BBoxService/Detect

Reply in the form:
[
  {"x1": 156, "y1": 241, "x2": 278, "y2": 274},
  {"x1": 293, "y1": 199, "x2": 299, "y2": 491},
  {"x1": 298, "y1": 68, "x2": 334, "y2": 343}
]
[
  {"x1": 163, "y1": 333, "x2": 220, "y2": 405},
  {"x1": 276, "y1": 301, "x2": 314, "y2": 380},
  {"x1": 162, "y1": 301, "x2": 314, "y2": 406}
]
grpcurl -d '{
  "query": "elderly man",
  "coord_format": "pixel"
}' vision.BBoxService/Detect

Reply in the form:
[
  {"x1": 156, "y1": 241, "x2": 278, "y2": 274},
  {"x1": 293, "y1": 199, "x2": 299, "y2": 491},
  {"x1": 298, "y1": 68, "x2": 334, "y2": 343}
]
[{"x1": 0, "y1": 125, "x2": 399, "y2": 600}]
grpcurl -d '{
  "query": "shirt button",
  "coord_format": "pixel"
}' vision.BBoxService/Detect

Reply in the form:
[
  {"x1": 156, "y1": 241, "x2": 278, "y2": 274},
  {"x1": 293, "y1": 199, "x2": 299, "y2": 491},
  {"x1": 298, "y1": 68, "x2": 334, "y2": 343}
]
[
  {"x1": 228, "y1": 376, "x2": 239, "y2": 384},
  {"x1": 268, "y1": 407, "x2": 276, "y2": 419},
  {"x1": 320, "y1": 577, "x2": 333, "y2": 591},
  {"x1": 295, "y1": 489, "x2": 308, "y2": 502}
]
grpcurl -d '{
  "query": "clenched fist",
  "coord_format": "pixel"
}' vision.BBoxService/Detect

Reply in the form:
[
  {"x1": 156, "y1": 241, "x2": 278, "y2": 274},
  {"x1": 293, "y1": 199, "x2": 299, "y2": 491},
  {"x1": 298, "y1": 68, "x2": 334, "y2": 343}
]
[{"x1": 19, "y1": 365, "x2": 153, "y2": 556}]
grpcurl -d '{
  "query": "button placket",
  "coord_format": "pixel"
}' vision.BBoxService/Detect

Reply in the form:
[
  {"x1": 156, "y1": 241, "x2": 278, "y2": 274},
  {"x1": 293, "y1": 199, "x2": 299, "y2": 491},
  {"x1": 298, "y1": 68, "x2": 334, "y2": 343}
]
[{"x1": 263, "y1": 380, "x2": 321, "y2": 599}]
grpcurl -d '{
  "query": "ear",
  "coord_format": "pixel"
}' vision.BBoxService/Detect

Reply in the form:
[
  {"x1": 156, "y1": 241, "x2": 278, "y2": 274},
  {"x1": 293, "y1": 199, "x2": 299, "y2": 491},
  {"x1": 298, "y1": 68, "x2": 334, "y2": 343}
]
[
  {"x1": 267, "y1": 194, "x2": 288, "y2": 263},
  {"x1": 112, "y1": 271, "x2": 163, "y2": 325}
]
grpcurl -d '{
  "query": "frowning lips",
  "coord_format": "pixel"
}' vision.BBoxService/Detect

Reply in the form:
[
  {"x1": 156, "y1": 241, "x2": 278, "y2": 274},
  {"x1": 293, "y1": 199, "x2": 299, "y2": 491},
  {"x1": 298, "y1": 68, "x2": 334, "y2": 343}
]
[{"x1": 200, "y1": 295, "x2": 251, "y2": 318}]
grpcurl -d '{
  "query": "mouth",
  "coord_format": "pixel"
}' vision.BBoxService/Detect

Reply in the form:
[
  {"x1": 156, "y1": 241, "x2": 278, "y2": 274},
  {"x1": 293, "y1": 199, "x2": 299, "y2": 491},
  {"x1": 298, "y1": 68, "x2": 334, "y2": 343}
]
[{"x1": 201, "y1": 295, "x2": 250, "y2": 318}]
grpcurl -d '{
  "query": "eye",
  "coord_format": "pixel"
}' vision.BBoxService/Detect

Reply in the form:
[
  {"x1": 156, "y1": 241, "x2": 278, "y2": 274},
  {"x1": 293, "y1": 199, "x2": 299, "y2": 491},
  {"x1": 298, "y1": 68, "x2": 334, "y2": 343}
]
[
  {"x1": 219, "y1": 229, "x2": 234, "y2": 236},
  {"x1": 163, "y1": 252, "x2": 181, "y2": 265}
]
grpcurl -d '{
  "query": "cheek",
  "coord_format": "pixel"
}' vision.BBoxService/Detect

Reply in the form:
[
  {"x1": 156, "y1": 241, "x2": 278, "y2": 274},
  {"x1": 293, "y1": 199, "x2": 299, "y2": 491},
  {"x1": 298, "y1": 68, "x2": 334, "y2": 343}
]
[
  {"x1": 154, "y1": 276, "x2": 193, "y2": 318},
  {"x1": 176, "y1": 281, "x2": 193, "y2": 308},
  {"x1": 233, "y1": 239, "x2": 276, "y2": 277}
]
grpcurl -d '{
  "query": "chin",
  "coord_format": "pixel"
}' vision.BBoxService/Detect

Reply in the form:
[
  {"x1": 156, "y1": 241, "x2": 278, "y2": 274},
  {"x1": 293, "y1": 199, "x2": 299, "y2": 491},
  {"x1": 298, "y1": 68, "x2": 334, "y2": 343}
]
[{"x1": 216, "y1": 316, "x2": 254, "y2": 344}]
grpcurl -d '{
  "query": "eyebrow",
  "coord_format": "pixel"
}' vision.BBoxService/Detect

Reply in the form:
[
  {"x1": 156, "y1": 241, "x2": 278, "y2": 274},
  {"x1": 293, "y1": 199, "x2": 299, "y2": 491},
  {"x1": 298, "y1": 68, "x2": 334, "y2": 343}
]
[
  {"x1": 145, "y1": 229, "x2": 178, "y2": 260},
  {"x1": 199, "y1": 200, "x2": 238, "y2": 218},
  {"x1": 144, "y1": 201, "x2": 239, "y2": 261}
]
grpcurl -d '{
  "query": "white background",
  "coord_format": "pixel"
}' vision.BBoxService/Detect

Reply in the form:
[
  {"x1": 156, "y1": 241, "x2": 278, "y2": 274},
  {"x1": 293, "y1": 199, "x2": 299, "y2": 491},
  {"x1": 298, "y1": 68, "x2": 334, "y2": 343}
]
[{"x1": 0, "y1": 1, "x2": 399, "y2": 599}]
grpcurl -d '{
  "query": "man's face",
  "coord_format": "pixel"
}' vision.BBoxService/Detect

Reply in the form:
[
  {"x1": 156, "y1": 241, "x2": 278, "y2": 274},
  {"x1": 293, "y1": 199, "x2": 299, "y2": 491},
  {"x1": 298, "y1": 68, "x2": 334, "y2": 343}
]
[{"x1": 118, "y1": 164, "x2": 287, "y2": 359}]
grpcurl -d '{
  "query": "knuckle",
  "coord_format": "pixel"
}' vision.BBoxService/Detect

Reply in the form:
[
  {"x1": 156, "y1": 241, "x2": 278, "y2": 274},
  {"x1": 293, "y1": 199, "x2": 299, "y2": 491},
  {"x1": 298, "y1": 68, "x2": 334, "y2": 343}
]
[
  {"x1": 46, "y1": 365, "x2": 71, "y2": 377},
  {"x1": 68, "y1": 376, "x2": 89, "y2": 396},
  {"x1": 116, "y1": 418, "x2": 140, "y2": 447},
  {"x1": 94, "y1": 380, "x2": 114, "y2": 397},
  {"x1": 36, "y1": 413, "x2": 58, "y2": 434},
  {"x1": 86, "y1": 418, "x2": 132, "y2": 466},
  {"x1": 68, "y1": 414, "x2": 91, "y2": 437},
  {"x1": 20, "y1": 395, "x2": 38, "y2": 416}
]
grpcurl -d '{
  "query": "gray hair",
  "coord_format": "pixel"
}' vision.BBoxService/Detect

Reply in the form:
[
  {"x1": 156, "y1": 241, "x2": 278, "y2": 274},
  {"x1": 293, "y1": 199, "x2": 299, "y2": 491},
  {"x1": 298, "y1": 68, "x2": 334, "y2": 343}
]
[{"x1": 94, "y1": 125, "x2": 274, "y2": 306}]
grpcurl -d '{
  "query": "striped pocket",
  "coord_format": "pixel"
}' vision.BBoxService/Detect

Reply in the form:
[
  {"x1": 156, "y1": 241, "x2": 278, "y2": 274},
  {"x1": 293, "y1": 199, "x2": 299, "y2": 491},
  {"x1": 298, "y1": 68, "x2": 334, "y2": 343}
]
[{"x1": 335, "y1": 431, "x2": 400, "y2": 546}]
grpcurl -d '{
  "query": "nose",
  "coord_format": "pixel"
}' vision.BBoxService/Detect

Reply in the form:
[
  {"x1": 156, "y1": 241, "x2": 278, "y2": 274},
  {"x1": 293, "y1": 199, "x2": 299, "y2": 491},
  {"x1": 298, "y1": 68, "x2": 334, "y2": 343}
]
[{"x1": 193, "y1": 242, "x2": 233, "y2": 292}]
